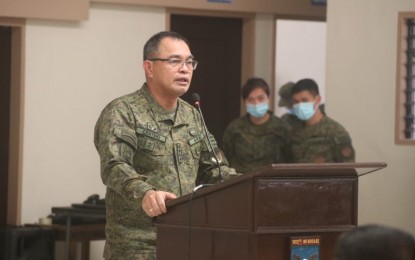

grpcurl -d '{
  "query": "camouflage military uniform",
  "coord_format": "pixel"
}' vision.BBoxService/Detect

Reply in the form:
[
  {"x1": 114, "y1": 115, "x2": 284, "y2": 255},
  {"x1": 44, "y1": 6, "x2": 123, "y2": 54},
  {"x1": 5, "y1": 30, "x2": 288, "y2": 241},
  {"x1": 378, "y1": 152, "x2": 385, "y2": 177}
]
[
  {"x1": 222, "y1": 113, "x2": 291, "y2": 173},
  {"x1": 290, "y1": 115, "x2": 355, "y2": 163},
  {"x1": 281, "y1": 113, "x2": 300, "y2": 127},
  {"x1": 94, "y1": 84, "x2": 236, "y2": 259}
]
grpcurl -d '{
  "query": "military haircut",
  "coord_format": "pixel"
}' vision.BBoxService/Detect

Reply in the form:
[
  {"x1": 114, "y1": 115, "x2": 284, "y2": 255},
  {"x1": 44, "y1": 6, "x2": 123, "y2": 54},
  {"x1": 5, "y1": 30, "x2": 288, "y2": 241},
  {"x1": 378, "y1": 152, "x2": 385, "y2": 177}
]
[
  {"x1": 143, "y1": 31, "x2": 190, "y2": 60},
  {"x1": 241, "y1": 77, "x2": 270, "y2": 100},
  {"x1": 334, "y1": 224, "x2": 415, "y2": 260},
  {"x1": 292, "y1": 78, "x2": 320, "y2": 97}
]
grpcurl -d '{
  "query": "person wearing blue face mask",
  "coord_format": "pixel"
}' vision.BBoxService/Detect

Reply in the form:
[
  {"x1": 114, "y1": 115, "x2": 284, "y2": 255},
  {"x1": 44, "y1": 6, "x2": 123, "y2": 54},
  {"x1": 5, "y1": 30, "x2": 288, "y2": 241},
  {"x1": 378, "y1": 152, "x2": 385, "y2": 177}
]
[
  {"x1": 222, "y1": 77, "x2": 291, "y2": 173},
  {"x1": 289, "y1": 78, "x2": 355, "y2": 163}
]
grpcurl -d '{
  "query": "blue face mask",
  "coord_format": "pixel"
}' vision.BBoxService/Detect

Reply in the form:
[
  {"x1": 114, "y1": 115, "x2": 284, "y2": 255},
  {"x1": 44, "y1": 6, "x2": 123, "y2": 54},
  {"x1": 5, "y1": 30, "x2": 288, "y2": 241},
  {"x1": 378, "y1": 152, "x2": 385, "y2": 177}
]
[
  {"x1": 293, "y1": 102, "x2": 316, "y2": 121},
  {"x1": 246, "y1": 102, "x2": 269, "y2": 118}
]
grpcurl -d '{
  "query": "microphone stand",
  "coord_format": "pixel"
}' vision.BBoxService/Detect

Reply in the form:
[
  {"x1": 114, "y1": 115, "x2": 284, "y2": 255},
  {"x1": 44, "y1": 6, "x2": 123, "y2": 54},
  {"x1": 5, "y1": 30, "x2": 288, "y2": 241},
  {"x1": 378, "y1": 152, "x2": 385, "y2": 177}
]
[{"x1": 193, "y1": 97, "x2": 224, "y2": 183}]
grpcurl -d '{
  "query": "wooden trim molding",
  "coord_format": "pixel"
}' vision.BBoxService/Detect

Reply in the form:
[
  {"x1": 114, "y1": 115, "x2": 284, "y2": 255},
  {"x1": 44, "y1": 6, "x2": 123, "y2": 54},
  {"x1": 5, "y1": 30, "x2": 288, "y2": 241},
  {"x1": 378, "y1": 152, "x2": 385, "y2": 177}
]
[
  {"x1": 0, "y1": 0, "x2": 325, "y2": 22},
  {"x1": 395, "y1": 12, "x2": 415, "y2": 145},
  {"x1": 96, "y1": 0, "x2": 325, "y2": 20},
  {"x1": 0, "y1": 17, "x2": 25, "y2": 225},
  {"x1": 0, "y1": 0, "x2": 88, "y2": 21}
]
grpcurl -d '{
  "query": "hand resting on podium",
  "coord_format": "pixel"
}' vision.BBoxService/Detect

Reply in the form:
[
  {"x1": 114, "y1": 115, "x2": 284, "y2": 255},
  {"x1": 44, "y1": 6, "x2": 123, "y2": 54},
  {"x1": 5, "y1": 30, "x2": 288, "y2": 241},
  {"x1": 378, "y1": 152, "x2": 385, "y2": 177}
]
[{"x1": 142, "y1": 189, "x2": 177, "y2": 217}]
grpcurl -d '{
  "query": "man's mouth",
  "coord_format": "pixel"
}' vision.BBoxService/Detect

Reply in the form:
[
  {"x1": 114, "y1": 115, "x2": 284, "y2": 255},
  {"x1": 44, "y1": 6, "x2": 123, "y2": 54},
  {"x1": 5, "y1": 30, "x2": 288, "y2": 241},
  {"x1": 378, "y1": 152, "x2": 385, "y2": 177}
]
[{"x1": 176, "y1": 77, "x2": 189, "y2": 85}]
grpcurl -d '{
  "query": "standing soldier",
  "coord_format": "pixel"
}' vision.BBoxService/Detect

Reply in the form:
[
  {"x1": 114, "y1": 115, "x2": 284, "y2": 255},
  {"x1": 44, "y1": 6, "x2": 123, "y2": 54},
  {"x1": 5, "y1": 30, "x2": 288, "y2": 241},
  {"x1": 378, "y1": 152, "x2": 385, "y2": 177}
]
[
  {"x1": 94, "y1": 31, "x2": 237, "y2": 260},
  {"x1": 222, "y1": 77, "x2": 291, "y2": 173},
  {"x1": 289, "y1": 78, "x2": 355, "y2": 163}
]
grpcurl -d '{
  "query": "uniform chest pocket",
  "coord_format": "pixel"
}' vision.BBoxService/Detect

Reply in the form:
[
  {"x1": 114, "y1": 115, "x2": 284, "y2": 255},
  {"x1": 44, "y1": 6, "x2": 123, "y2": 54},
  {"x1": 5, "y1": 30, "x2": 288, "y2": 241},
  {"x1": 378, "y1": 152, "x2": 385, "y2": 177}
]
[
  {"x1": 188, "y1": 134, "x2": 206, "y2": 159},
  {"x1": 136, "y1": 128, "x2": 167, "y2": 156},
  {"x1": 303, "y1": 137, "x2": 333, "y2": 157},
  {"x1": 306, "y1": 137, "x2": 332, "y2": 147}
]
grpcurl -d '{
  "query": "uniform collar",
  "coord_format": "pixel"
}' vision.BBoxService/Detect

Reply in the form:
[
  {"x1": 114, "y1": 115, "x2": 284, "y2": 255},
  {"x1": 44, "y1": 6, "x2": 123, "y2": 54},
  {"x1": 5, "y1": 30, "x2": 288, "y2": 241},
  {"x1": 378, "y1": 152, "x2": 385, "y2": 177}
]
[{"x1": 141, "y1": 84, "x2": 189, "y2": 126}]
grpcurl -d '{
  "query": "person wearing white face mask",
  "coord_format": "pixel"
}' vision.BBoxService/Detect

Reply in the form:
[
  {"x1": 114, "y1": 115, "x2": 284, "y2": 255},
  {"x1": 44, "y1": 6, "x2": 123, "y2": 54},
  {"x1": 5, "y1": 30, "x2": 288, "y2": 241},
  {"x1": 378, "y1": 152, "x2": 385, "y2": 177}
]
[
  {"x1": 289, "y1": 78, "x2": 355, "y2": 163},
  {"x1": 222, "y1": 77, "x2": 291, "y2": 173}
]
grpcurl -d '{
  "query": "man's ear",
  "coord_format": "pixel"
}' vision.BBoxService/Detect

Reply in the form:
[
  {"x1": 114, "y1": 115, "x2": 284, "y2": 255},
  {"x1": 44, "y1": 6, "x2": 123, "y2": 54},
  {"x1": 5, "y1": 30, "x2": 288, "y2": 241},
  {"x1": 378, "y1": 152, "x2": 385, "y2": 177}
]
[
  {"x1": 143, "y1": 60, "x2": 153, "y2": 79},
  {"x1": 314, "y1": 95, "x2": 322, "y2": 111},
  {"x1": 315, "y1": 95, "x2": 322, "y2": 104}
]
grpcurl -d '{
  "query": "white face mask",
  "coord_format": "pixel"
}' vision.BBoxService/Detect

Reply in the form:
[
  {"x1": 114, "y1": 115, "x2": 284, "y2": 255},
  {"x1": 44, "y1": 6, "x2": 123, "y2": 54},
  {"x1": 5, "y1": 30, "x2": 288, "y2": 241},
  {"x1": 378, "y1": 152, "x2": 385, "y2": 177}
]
[
  {"x1": 246, "y1": 102, "x2": 269, "y2": 118},
  {"x1": 293, "y1": 101, "x2": 316, "y2": 121}
]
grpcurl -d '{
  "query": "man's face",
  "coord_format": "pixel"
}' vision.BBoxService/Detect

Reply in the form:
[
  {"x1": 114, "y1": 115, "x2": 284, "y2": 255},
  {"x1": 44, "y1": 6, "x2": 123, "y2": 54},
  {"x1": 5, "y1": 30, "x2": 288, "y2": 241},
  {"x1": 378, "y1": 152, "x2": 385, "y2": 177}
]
[
  {"x1": 144, "y1": 37, "x2": 194, "y2": 99},
  {"x1": 245, "y1": 87, "x2": 269, "y2": 105}
]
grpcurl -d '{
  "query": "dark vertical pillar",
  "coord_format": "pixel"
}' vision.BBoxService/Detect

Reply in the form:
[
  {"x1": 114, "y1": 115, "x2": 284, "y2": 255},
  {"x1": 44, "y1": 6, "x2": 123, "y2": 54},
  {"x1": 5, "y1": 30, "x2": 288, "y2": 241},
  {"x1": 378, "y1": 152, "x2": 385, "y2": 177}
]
[{"x1": 0, "y1": 26, "x2": 12, "y2": 226}]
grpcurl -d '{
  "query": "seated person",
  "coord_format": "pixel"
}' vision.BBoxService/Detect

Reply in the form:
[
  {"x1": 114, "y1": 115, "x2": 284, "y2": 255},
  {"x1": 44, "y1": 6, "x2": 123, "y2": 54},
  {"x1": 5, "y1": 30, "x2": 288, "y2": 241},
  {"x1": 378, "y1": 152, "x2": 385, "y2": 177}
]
[
  {"x1": 334, "y1": 224, "x2": 415, "y2": 260},
  {"x1": 289, "y1": 78, "x2": 355, "y2": 163},
  {"x1": 222, "y1": 77, "x2": 290, "y2": 173}
]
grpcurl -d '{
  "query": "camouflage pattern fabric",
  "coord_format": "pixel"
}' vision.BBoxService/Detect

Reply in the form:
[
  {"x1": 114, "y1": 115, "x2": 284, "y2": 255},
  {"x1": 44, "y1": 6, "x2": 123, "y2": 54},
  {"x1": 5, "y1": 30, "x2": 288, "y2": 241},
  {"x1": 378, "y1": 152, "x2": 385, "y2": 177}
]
[
  {"x1": 94, "y1": 84, "x2": 236, "y2": 259},
  {"x1": 281, "y1": 113, "x2": 301, "y2": 127},
  {"x1": 222, "y1": 113, "x2": 291, "y2": 174},
  {"x1": 289, "y1": 115, "x2": 355, "y2": 163}
]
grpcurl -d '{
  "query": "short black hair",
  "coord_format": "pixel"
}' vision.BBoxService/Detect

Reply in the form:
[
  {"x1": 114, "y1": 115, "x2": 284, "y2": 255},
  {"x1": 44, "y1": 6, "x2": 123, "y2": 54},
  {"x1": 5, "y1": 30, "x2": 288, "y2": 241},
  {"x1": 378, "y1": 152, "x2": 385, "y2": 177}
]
[
  {"x1": 292, "y1": 78, "x2": 319, "y2": 97},
  {"x1": 334, "y1": 224, "x2": 415, "y2": 260},
  {"x1": 143, "y1": 31, "x2": 189, "y2": 61},
  {"x1": 241, "y1": 77, "x2": 270, "y2": 100}
]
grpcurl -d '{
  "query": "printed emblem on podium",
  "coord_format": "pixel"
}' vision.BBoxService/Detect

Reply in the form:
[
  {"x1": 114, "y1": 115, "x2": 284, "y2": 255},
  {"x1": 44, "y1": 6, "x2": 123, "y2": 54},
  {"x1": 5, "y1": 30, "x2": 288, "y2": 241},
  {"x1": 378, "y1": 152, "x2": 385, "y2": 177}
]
[{"x1": 290, "y1": 236, "x2": 320, "y2": 260}]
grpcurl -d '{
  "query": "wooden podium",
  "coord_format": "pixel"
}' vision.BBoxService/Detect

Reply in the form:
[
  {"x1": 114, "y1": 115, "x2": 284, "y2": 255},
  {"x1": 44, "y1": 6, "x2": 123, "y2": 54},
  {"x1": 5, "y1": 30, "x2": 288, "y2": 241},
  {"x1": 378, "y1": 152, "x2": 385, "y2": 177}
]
[{"x1": 153, "y1": 162, "x2": 386, "y2": 260}]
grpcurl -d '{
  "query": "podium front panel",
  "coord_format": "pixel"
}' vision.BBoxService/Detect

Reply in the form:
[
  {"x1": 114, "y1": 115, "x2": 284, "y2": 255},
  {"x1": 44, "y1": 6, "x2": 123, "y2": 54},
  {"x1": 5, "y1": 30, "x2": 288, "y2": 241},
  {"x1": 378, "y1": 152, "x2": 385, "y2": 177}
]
[
  {"x1": 156, "y1": 228, "x2": 253, "y2": 260},
  {"x1": 255, "y1": 176, "x2": 357, "y2": 232},
  {"x1": 155, "y1": 180, "x2": 253, "y2": 230},
  {"x1": 154, "y1": 164, "x2": 371, "y2": 259}
]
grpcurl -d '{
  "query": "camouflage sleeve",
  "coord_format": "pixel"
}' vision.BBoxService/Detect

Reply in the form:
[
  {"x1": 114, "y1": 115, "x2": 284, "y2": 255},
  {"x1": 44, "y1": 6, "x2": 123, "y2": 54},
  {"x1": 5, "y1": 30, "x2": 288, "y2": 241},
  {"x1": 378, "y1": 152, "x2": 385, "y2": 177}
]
[
  {"x1": 94, "y1": 101, "x2": 154, "y2": 201},
  {"x1": 195, "y1": 131, "x2": 238, "y2": 185},
  {"x1": 333, "y1": 132, "x2": 355, "y2": 163},
  {"x1": 222, "y1": 122, "x2": 235, "y2": 166},
  {"x1": 278, "y1": 120, "x2": 292, "y2": 163}
]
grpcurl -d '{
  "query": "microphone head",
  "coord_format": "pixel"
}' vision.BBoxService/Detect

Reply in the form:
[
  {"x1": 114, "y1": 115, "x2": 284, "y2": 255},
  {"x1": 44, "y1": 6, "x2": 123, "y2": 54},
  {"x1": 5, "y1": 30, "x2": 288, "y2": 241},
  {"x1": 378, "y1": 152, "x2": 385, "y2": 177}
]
[{"x1": 191, "y1": 93, "x2": 201, "y2": 107}]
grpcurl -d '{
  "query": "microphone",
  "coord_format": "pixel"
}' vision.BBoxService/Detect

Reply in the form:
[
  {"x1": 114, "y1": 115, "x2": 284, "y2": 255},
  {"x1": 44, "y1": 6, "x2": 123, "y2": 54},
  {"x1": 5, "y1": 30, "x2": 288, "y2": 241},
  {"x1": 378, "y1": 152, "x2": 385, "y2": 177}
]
[
  {"x1": 191, "y1": 93, "x2": 224, "y2": 182},
  {"x1": 192, "y1": 93, "x2": 201, "y2": 107}
]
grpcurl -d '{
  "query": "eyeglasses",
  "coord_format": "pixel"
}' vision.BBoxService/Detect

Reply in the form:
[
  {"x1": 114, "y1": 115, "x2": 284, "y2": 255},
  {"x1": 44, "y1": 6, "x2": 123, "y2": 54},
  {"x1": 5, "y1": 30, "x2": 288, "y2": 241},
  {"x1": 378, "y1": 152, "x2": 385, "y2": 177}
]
[{"x1": 147, "y1": 58, "x2": 199, "y2": 70}]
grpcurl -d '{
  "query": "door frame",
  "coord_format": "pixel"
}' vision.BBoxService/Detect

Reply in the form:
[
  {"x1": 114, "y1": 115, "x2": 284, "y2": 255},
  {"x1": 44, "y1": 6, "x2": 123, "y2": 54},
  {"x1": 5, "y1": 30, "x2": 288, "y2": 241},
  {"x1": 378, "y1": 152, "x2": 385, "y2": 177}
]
[
  {"x1": 0, "y1": 17, "x2": 25, "y2": 225},
  {"x1": 166, "y1": 8, "x2": 256, "y2": 115}
]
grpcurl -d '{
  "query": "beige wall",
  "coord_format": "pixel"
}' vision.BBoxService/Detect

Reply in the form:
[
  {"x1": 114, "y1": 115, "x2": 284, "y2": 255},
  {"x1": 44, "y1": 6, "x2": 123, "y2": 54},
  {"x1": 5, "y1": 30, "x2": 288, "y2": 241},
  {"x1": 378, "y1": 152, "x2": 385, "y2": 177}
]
[
  {"x1": 254, "y1": 14, "x2": 276, "y2": 85},
  {"x1": 327, "y1": 0, "x2": 415, "y2": 233},
  {"x1": 23, "y1": 4, "x2": 165, "y2": 258}
]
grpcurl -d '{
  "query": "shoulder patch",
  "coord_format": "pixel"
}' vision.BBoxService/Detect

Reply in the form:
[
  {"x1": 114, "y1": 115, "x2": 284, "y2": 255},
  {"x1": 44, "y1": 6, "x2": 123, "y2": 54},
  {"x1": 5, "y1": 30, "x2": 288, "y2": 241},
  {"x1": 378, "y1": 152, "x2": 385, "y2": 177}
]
[{"x1": 114, "y1": 127, "x2": 138, "y2": 148}]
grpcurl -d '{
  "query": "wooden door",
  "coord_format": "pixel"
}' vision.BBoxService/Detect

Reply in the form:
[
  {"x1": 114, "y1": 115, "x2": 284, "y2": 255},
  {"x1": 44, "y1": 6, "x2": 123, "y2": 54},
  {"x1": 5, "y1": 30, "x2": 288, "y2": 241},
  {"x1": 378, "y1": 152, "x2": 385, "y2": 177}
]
[{"x1": 171, "y1": 14, "x2": 243, "y2": 148}]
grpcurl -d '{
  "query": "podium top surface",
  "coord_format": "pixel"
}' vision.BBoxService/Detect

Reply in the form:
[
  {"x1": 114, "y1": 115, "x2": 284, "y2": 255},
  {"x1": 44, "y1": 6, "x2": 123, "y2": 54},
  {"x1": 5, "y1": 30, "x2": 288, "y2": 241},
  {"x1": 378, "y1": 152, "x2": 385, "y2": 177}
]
[
  {"x1": 165, "y1": 162, "x2": 386, "y2": 208},
  {"x1": 265, "y1": 162, "x2": 386, "y2": 176}
]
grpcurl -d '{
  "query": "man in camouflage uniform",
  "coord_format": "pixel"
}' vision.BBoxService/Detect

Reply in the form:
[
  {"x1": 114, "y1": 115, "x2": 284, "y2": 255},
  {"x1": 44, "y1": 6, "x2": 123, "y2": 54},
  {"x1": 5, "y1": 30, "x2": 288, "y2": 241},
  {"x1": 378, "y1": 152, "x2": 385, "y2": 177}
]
[
  {"x1": 94, "y1": 31, "x2": 237, "y2": 259},
  {"x1": 289, "y1": 78, "x2": 355, "y2": 163},
  {"x1": 222, "y1": 78, "x2": 291, "y2": 173},
  {"x1": 279, "y1": 81, "x2": 326, "y2": 126}
]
